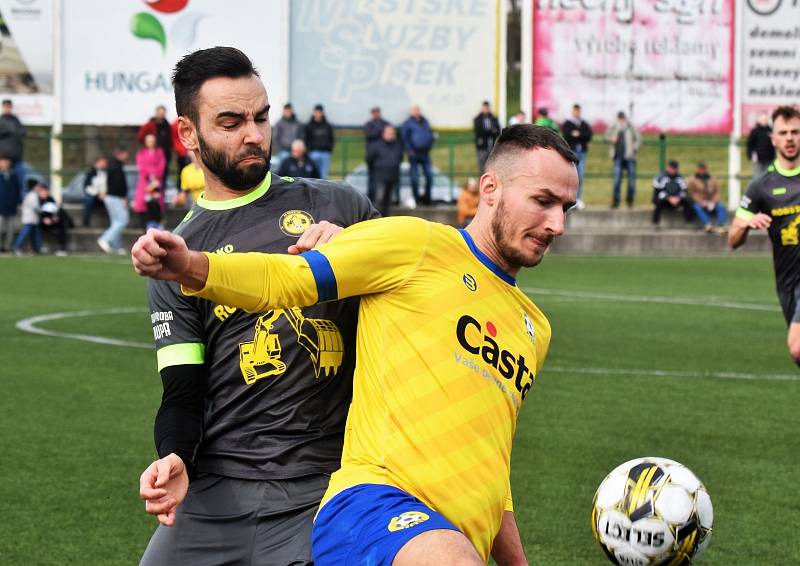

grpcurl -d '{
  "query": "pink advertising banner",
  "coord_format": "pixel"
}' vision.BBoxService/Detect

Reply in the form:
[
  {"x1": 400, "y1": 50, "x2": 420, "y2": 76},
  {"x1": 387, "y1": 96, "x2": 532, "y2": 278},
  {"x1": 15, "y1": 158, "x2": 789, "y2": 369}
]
[{"x1": 532, "y1": 0, "x2": 734, "y2": 133}]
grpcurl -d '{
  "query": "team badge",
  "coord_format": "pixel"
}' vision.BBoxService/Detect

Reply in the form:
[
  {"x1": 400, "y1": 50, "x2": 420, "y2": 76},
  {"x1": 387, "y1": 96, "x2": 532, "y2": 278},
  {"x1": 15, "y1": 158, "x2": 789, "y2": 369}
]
[
  {"x1": 279, "y1": 210, "x2": 314, "y2": 237},
  {"x1": 522, "y1": 312, "x2": 535, "y2": 345},
  {"x1": 387, "y1": 511, "x2": 430, "y2": 532},
  {"x1": 463, "y1": 273, "x2": 478, "y2": 292}
]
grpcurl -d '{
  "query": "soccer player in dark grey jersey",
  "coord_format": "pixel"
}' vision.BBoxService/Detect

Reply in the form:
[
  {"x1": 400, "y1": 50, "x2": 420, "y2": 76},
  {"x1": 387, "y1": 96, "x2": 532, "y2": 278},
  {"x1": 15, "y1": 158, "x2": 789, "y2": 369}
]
[
  {"x1": 137, "y1": 47, "x2": 377, "y2": 565},
  {"x1": 730, "y1": 105, "x2": 800, "y2": 366}
]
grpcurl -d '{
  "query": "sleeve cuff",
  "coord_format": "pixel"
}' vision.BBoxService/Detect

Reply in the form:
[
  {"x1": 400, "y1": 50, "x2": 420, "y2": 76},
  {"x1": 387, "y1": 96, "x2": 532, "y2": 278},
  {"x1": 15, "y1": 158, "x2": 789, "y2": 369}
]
[
  {"x1": 735, "y1": 208, "x2": 755, "y2": 221},
  {"x1": 156, "y1": 343, "x2": 205, "y2": 371}
]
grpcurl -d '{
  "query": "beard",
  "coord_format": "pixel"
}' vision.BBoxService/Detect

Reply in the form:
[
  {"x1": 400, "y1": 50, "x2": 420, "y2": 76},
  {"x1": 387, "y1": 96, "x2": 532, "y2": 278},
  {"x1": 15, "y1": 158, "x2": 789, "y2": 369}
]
[
  {"x1": 197, "y1": 133, "x2": 271, "y2": 192},
  {"x1": 491, "y1": 197, "x2": 554, "y2": 270},
  {"x1": 777, "y1": 144, "x2": 799, "y2": 162}
]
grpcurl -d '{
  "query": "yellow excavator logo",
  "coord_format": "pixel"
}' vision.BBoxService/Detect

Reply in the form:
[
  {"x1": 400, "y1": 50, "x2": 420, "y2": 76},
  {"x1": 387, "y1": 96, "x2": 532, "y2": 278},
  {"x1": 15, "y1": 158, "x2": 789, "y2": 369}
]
[
  {"x1": 238, "y1": 307, "x2": 344, "y2": 385},
  {"x1": 780, "y1": 214, "x2": 800, "y2": 246}
]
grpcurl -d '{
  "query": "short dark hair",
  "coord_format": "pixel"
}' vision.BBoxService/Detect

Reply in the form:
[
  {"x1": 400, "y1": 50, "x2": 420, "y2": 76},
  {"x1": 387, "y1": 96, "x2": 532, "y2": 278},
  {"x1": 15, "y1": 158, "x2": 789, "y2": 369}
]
[
  {"x1": 772, "y1": 105, "x2": 800, "y2": 124},
  {"x1": 172, "y1": 46, "x2": 259, "y2": 125},
  {"x1": 486, "y1": 125, "x2": 578, "y2": 171},
  {"x1": 1, "y1": 99, "x2": 11, "y2": 106}
]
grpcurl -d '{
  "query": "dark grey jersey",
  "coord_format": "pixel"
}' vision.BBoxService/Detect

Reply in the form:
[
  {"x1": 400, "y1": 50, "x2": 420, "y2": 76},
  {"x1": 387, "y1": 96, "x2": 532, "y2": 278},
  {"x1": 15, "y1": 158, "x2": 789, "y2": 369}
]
[
  {"x1": 737, "y1": 162, "x2": 800, "y2": 293},
  {"x1": 147, "y1": 173, "x2": 378, "y2": 479}
]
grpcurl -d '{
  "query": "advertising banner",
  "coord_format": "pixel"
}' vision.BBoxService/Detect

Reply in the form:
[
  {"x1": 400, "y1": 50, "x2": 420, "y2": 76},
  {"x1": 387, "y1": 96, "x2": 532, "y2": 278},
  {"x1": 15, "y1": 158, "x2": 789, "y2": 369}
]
[
  {"x1": 289, "y1": 0, "x2": 504, "y2": 128},
  {"x1": 532, "y1": 0, "x2": 734, "y2": 133},
  {"x1": 740, "y1": 0, "x2": 800, "y2": 133},
  {"x1": 0, "y1": 0, "x2": 53, "y2": 124},
  {"x1": 62, "y1": 0, "x2": 288, "y2": 125}
]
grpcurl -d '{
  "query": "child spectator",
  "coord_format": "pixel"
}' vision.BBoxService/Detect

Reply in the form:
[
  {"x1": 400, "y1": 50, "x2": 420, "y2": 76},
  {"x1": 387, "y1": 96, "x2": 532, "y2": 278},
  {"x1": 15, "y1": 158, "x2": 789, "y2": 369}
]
[
  {"x1": 0, "y1": 156, "x2": 19, "y2": 252},
  {"x1": 38, "y1": 182, "x2": 71, "y2": 255},
  {"x1": 457, "y1": 177, "x2": 480, "y2": 227}
]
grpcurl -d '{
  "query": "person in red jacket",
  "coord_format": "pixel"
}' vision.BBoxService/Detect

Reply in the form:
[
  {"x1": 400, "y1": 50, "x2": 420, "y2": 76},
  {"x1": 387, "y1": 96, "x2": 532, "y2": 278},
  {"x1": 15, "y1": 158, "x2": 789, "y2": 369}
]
[{"x1": 137, "y1": 105, "x2": 172, "y2": 184}]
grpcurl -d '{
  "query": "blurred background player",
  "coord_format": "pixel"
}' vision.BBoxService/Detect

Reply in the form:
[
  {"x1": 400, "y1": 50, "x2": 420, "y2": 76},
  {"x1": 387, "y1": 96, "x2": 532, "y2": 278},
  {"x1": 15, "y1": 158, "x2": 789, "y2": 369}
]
[
  {"x1": 172, "y1": 150, "x2": 205, "y2": 208},
  {"x1": 131, "y1": 125, "x2": 579, "y2": 566},
  {"x1": 730, "y1": 105, "x2": 800, "y2": 366},
  {"x1": 135, "y1": 46, "x2": 377, "y2": 566}
]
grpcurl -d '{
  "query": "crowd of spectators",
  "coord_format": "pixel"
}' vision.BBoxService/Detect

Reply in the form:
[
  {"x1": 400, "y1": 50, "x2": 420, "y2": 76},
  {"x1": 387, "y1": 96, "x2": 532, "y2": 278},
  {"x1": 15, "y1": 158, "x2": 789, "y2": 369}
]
[{"x1": 0, "y1": 97, "x2": 787, "y2": 254}]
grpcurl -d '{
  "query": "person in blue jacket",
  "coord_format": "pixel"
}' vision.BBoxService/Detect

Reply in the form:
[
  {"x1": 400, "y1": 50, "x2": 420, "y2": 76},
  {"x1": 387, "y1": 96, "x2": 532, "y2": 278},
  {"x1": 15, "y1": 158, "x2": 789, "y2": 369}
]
[{"x1": 401, "y1": 106, "x2": 436, "y2": 205}]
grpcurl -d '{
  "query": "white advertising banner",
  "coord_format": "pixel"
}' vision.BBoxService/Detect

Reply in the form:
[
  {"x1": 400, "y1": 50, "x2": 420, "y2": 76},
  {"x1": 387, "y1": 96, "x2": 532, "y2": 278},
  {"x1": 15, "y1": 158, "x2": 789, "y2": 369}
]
[
  {"x1": 289, "y1": 0, "x2": 504, "y2": 128},
  {"x1": 740, "y1": 0, "x2": 800, "y2": 133},
  {"x1": 62, "y1": 0, "x2": 288, "y2": 125},
  {"x1": 0, "y1": 0, "x2": 53, "y2": 124},
  {"x1": 532, "y1": 0, "x2": 734, "y2": 133}
]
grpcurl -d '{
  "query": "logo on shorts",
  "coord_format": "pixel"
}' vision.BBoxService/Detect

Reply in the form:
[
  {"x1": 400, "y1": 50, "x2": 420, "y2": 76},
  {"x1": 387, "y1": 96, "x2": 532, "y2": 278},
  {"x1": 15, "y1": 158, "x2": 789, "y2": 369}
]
[
  {"x1": 387, "y1": 511, "x2": 430, "y2": 532},
  {"x1": 279, "y1": 210, "x2": 314, "y2": 237}
]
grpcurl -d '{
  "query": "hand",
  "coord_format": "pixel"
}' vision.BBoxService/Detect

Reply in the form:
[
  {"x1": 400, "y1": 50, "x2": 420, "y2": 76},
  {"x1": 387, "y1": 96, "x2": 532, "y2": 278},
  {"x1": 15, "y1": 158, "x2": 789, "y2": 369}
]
[
  {"x1": 668, "y1": 196, "x2": 680, "y2": 206},
  {"x1": 139, "y1": 453, "x2": 189, "y2": 527},
  {"x1": 571, "y1": 129, "x2": 579, "y2": 137},
  {"x1": 288, "y1": 221, "x2": 343, "y2": 254},
  {"x1": 43, "y1": 218, "x2": 53, "y2": 225},
  {"x1": 131, "y1": 229, "x2": 191, "y2": 281},
  {"x1": 748, "y1": 212, "x2": 771, "y2": 230}
]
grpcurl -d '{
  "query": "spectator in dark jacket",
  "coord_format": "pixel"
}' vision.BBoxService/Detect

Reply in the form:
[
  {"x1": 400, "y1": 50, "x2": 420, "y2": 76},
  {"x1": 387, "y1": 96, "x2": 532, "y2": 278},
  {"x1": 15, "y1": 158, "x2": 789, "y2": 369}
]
[
  {"x1": 473, "y1": 101, "x2": 501, "y2": 174},
  {"x1": 277, "y1": 140, "x2": 320, "y2": 179},
  {"x1": 304, "y1": 104, "x2": 334, "y2": 178},
  {"x1": 0, "y1": 155, "x2": 19, "y2": 251},
  {"x1": 274, "y1": 103, "x2": 305, "y2": 162},
  {"x1": 401, "y1": 105, "x2": 436, "y2": 205},
  {"x1": 97, "y1": 148, "x2": 130, "y2": 254},
  {"x1": 364, "y1": 106, "x2": 390, "y2": 201},
  {"x1": 746, "y1": 113, "x2": 775, "y2": 178},
  {"x1": 137, "y1": 105, "x2": 172, "y2": 183},
  {"x1": 366, "y1": 126, "x2": 404, "y2": 216},
  {"x1": 652, "y1": 160, "x2": 692, "y2": 227},
  {"x1": 0, "y1": 99, "x2": 27, "y2": 197},
  {"x1": 562, "y1": 104, "x2": 593, "y2": 209}
]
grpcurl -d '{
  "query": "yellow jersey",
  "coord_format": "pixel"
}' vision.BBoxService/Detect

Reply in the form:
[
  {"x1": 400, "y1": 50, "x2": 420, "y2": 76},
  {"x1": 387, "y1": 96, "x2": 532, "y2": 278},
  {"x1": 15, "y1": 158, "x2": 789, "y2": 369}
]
[
  {"x1": 180, "y1": 163, "x2": 205, "y2": 203},
  {"x1": 185, "y1": 216, "x2": 552, "y2": 560}
]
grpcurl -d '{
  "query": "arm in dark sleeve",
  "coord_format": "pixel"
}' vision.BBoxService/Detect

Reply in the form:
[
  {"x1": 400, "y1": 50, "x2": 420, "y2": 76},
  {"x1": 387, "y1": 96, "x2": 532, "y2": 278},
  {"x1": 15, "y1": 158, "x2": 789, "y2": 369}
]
[{"x1": 154, "y1": 363, "x2": 206, "y2": 481}]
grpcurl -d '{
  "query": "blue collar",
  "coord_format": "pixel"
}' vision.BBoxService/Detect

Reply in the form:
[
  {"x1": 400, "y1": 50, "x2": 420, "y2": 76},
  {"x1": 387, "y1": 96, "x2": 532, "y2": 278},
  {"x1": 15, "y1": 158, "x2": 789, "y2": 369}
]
[{"x1": 458, "y1": 229, "x2": 516, "y2": 286}]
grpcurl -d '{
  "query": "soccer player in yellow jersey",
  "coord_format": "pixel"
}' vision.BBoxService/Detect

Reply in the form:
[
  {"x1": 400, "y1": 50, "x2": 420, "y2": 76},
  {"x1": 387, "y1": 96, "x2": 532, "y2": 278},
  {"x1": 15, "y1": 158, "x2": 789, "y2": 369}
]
[{"x1": 132, "y1": 125, "x2": 579, "y2": 565}]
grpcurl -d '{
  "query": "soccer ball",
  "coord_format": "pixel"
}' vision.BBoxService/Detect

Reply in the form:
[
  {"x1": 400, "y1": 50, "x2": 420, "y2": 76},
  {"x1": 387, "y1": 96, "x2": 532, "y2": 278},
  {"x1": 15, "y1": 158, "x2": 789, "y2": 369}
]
[{"x1": 591, "y1": 457, "x2": 713, "y2": 565}]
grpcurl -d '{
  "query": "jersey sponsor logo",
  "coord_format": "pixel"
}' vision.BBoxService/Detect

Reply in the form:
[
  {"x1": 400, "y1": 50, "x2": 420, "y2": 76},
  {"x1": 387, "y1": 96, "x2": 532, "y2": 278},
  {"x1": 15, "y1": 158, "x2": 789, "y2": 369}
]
[
  {"x1": 280, "y1": 210, "x2": 314, "y2": 237},
  {"x1": 739, "y1": 195, "x2": 752, "y2": 208},
  {"x1": 780, "y1": 215, "x2": 800, "y2": 246},
  {"x1": 387, "y1": 511, "x2": 430, "y2": 532},
  {"x1": 214, "y1": 244, "x2": 234, "y2": 254},
  {"x1": 151, "y1": 311, "x2": 174, "y2": 339},
  {"x1": 463, "y1": 273, "x2": 478, "y2": 292},
  {"x1": 456, "y1": 314, "x2": 534, "y2": 399},
  {"x1": 773, "y1": 187, "x2": 788, "y2": 196},
  {"x1": 238, "y1": 307, "x2": 344, "y2": 385},
  {"x1": 771, "y1": 204, "x2": 800, "y2": 217}
]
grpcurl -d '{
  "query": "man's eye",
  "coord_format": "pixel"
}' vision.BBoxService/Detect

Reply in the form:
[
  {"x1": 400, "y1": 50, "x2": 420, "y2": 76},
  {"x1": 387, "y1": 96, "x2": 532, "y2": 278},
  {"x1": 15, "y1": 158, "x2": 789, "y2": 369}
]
[
  {"x1": 222, "y1": 123, "x2": 238, "y2": 130},
  {"x1": 255, "y1": 117, "x2": 268, "y2": 123},
  {"x1": 535, "y1": 198, "x2": 552, "y2": 206}
]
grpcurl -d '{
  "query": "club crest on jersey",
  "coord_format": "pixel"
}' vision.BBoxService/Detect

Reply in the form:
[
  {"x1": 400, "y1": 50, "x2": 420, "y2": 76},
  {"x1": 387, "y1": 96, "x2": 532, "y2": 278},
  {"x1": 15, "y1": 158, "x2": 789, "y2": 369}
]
[
  {"x1": 387, "y1": 511, "x2": 430, "y2": 532},
  {"x1": 522, "y1": 312, "x2": 535, "y2": 345},
  {"x1": 279, "y1": 210, "x2": 314, "y2": 237}
]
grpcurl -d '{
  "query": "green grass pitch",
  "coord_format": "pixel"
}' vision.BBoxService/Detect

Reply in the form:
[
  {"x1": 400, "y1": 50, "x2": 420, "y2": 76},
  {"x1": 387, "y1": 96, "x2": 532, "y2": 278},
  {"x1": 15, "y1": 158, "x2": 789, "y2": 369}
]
[{"x1": 0, "y1": 254, "x2": 797, "y2": 565}]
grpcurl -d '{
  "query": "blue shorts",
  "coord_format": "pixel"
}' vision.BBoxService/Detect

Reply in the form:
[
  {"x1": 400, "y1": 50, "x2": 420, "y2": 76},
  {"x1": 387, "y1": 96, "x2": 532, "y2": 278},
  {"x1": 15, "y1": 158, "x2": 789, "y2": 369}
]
[{"x1": 311, "y1": 484, "x2": 461, "y2": 566}]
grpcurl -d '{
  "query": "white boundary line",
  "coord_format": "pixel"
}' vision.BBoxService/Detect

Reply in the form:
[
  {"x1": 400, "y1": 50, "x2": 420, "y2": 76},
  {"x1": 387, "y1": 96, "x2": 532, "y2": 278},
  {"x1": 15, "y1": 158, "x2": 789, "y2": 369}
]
[
  {"x1": 522, "y1": 287, "x2": 780, "y2": 312},
  {"x1": 545, "y1": 365, "x2": 800, "y2": 383},
  {"x1": 15, "y1": 307, "x2": 153, "y2": 350}
]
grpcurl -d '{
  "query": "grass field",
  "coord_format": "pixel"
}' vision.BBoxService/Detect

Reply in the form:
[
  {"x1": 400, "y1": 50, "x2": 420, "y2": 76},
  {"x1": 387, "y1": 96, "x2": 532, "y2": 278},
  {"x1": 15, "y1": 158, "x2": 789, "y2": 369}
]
[{"x1": 1, "y1": 254, "x2": 798, "y2": 565}]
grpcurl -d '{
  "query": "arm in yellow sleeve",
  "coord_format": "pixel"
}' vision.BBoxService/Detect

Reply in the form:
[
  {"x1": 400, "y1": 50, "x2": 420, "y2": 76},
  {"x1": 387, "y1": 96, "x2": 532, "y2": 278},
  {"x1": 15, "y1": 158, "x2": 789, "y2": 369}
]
[
  {"x1": 183, "y1": 252, "x2": 319, "y2": 312},
  {"x1": 183, "y1": 216, "x2": 431, "y2": 311}
]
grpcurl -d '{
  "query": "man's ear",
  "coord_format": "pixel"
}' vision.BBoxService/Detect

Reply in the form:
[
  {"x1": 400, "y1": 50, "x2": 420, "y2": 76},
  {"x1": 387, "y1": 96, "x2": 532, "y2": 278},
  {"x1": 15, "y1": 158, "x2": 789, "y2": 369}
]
[
  {"x1": 480, "y1": 171, "x2": 500, "y2": 207},
  {"x1": 177, "y1": 116, "x2": 198, "y2": 152}
]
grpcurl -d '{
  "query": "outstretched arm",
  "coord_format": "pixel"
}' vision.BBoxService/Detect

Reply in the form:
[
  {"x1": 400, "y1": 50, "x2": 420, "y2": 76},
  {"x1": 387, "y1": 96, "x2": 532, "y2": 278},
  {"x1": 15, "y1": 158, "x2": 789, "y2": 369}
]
[{"x1": 728, "y1": 213, "x2": 771, "y2": 249}]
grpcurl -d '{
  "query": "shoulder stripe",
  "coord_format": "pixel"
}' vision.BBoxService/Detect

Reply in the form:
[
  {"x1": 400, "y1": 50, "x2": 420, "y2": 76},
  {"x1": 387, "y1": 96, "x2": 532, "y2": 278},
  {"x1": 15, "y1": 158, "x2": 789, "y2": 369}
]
[
  {"x1": 156, "y1": 343, "x2": 205, "y2": 372},
  {"x1": 735, "y1": 208, "x2": 755, "y2": 221},
  {"x1": 302, "y1": 250, "x2": 338, "y2": 302}
]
